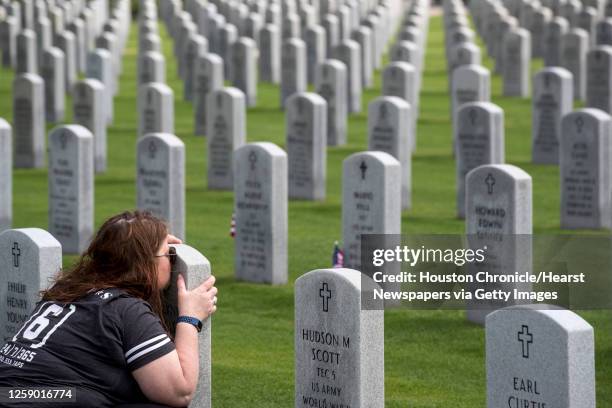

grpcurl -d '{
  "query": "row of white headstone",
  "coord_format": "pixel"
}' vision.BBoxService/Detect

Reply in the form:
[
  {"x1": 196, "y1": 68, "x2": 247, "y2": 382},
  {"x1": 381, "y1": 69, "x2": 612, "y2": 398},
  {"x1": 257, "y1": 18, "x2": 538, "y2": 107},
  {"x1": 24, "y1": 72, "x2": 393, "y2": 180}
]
[
  {"x1": 448, "y1": 0, "x2": 612, "y2": 230},
  {"x1": 0, "y1": 0, "x2": 132, "y2": 239}
]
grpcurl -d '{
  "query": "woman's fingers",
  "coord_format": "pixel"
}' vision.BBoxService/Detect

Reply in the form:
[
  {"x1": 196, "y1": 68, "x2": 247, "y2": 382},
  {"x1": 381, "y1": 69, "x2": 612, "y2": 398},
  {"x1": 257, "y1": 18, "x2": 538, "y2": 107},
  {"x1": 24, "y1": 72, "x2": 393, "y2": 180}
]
[
  {"x1": 167, "y1": 234, "x2": 182, "y2": 244},
  {"x1": 176, "y1": 274, "x2": 187, "y2": 294}
]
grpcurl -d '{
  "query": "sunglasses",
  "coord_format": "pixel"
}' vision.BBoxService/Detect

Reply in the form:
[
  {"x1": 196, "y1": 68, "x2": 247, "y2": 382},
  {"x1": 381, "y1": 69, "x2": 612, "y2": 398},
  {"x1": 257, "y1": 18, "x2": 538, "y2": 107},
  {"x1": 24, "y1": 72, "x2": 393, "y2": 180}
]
[{"x1": 155, "y1": 246, "x2": 177, "y2": 266}]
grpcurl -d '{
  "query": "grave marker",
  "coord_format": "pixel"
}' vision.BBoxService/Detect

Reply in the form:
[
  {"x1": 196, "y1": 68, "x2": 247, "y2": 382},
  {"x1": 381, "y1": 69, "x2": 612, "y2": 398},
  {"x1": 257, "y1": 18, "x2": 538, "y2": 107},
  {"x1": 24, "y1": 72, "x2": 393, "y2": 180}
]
[
  {"x1": 586, "y1": 46, "x2": 612, "y2": 114},
  {"x1": 316, "y1": 59, "x2": 348, "y2": 146},
  {"x1": 194, "y1": 53, "x2": 224, "y2": 136},
  {"x1": 41, "y1": 47, "x2": 65, "y2": 123},
  {"x1": 560, "y1": 109, "x2": 612, "y2": 228},
  {"x1": 465, "y1": 164, "x2": 532, "y2": 324},
  {"x1": 73, "y1": 79, "x2": 107, "y2": 173},
  {"x1": 455, "y1": 102, "x2": 505, "y2": 218},
  {"x1": 137, "y1": 133, "x2": 186, "y2": 240},
  {"x1": 295, "y1": 268, "x2": 384, "y2": 408},
  {"x1": 342, "y1": 151, "x2": 401, "y2": 269},
  {"x1": 138, "y1": 82, "x2": 174, "y2": 138},
  {"x1": 286, "y1": 93, "x2": 327, "y2": 200},
  {"x1": 206, "y1": 88, "x2": 246, "y2": 190},
  {"x1": 0, "y1": 228, "x2": 62, "y2": 342},
  {"x1": 231, "y1": 37, "x2": 257, "y2": 107},
  {"x1": 13, "y1": 73, "x2": 44, "y2": 168},
  {"x1": 234, "y1": 142, "x2": 288, "y2": 284},
  {"x1": 0, "y1": 120, "x2": 11, "y2": 232},
  {"x1": 48, "y1": 125, "x2": 94, "y2": 254},
  {"x1": 532, "y1": 68, "x2": 573, "y2": 164},
  {"x1": 163, "y1": 244, "x2": 212, "y2": 408},
  {"x1": 502, "y1": 28, "x2": 531, "y2": 97},
  {"x1": 486, "y1": 305, "x2": 595, "y2": 408},
  {"x1": 368, "y1": 96, "x2": 412, "y2": 210},
  {"x1": 334, "y1": 40, "x2": 362, "y2": 113},
  {"x1": 281, "y1": 38, "x2": 307, "y2": 109}
]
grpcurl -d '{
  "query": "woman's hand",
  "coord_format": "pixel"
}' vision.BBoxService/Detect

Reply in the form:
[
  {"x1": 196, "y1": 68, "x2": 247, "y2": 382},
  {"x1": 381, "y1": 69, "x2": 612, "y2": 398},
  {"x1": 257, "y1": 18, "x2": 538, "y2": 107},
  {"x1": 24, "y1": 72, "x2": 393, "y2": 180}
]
[
  {"x1": 167, "y1": 234, "x2": 182, "y2": 245},
  {"x1": 176, "y1": 274, "x2": 217, "y2": 321}
]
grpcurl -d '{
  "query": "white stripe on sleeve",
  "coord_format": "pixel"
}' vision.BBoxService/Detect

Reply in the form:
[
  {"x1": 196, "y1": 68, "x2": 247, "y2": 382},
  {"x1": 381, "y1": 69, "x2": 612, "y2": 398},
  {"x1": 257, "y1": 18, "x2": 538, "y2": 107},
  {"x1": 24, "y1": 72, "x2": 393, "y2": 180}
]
[
  {"x1": 125, "y1": 334, "x2": 168, "y2": 359},
  {"x1": 126, "y1": 338, "x2": 172, "y2": 364}
]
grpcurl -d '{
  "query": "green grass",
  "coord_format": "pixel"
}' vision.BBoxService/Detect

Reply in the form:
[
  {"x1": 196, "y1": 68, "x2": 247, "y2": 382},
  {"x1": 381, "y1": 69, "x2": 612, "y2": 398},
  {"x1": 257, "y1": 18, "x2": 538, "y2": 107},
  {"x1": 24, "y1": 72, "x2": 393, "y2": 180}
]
[{"x1": 2, "y1": 14, "x2": 611, "y2": 407}]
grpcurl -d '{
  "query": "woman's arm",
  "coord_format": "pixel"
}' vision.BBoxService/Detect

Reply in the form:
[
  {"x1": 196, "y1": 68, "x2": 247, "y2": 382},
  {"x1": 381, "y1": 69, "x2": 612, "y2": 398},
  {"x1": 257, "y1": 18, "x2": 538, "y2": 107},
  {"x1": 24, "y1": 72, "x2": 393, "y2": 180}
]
[{"x1": 132, "y1": 275, "x2": 217, "y2": 407}]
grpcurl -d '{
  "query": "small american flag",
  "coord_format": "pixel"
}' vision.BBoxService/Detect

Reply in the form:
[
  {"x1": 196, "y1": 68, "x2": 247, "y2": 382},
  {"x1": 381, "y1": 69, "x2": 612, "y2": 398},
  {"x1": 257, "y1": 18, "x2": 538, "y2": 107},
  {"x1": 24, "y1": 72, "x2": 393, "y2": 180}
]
[
  {"x1": 332, "y1": 241, "x2": 344, "y2": 268},
  {"x1": 229, "y1": 213, "x2": 236, "y2": 238}
]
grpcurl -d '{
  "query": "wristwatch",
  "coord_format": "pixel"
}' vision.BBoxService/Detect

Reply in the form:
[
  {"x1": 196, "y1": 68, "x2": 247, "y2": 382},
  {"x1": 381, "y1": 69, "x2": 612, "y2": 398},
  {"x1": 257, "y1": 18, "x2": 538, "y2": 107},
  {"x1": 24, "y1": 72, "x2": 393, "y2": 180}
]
[{"x1": 177, "y1": 316, "x2": 203, "y2": 332}]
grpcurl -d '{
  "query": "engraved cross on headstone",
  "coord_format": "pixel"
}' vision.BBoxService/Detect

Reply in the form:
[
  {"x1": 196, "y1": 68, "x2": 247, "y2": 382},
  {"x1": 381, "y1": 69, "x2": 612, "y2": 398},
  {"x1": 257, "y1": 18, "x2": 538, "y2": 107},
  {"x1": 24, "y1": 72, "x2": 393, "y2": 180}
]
[
  {"x1": 517, "y1": 325, "x2": 533, "y2": 359},
  {"x1": 60, "y1": 132, "x2": 68, "y2": 149},
  {"x1": 469, "y1": 108, "x2": 477, "y2": 126},
  {"x1": 249, "y1": 151, "x2": 257, "y2": 170},
  {"x1": 575, "y1": 116, "x2": 584, "y2": 133},
  {"x1": 319, "y1": 282, "x2": 331, "y2": 312},
  {"x1": 148, "y1": 140, "x2": 157, "y2": 159},
  {"x1": 485, "y1": 173, "x2": 495, "y2": 194},
  {"x1": 360, "y1": 160, "x2": 367, "y2": 180},
  {"x1": 379, "y1": 102, "x2": 388, "y2": 120},
  {"x1": 11, "y1": 242, "x2": 21, "y2": 268}
]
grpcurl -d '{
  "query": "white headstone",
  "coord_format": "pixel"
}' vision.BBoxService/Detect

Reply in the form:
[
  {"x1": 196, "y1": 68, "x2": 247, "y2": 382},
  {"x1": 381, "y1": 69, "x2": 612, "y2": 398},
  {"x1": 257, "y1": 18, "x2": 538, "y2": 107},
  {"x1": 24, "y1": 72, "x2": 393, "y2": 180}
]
[
  {"x1": 194, "y1": 53, "x2": 224, "y2": 136},
  {"x1": 502, "y1": 28, "x2": 531, "y2": 97},
  {"x1": 206, "y1": 88, "x2": 246, "y2": 190},
  {"x1": 259, "y1": 24, "x2": 280, "y2": 84},
  {"x1": 138, "y1": 50, "x2": 166, "y2": 86},
  {"x1": 48, "y1": 125, "x2": 94, "y2": 254},
  {"x1": 532, "y1": 67, "x2": 574, "y2": 164},
  {"x1": 586, "y1": 45, "x2": 612, "y2": 114},
  {"x1": 342, "y1": 151, "x2": 401, "y2": 270},
  {"x1": 0, "y1": 228, "x2": 62, "y2": 342},
  {"x1": 381, "y1": 62, "x2": 418, "y2": 149},
  {"x1": 231, "y1": 37, "x2": 258, "y2": 107},
  {"x1": 295, "y1": 268, "x2": 384, "y2": 408},
  {"x1": 316, "y1": 59, "x2": 348, "y2": 146},
  {"x1": 486, "y1": 305, "x2": 595, "y2": 408},
  {"x1": 368, "y1": 96, "x2": 412, "y2": 210},
  {"x1": 562, "y1": 28, "x2": 589, "y2": 101},
  {"x1": 451, "y1": 64, "x2": 491, "y2": 128},
  {"x1": 465, "y1": 164, "x2": 533, "y2": 324},
  {"x1": 73, "y1": 79, "x2": 107, "y2": 173},
  {"x1": 286, "y1": 92, "x2": 327, "y2": 200},
  {"x1": 334, "y1": 39, "x2": 362, "y2": 113},
  {"x1": 41, "y1": 47, "x2": 65, "y2": 123},
  {"x1": 137, "y1": 133, "x2": 186, "y2": 240},
  {"x1": 233, "y1": 142, "x2": 288, "y2": 284},
  {"x1": 0, "y1": 120, "x2": 11, "y2": 232},
  {"x1": 13, "y1": 73, "x2": 44, "y2": 168},
  {"x1": 281, "y1": 38, "x2": 307, "y2": 109},
  {"x1": 163, "y1": 244, "x2": 211, "y2": 408},
  {"x1": 560, "y1": 108, "x2": 612, "y2": 228},
  {"x1": 305, "y1": 25, "x2": 326, "y2": 85},
  {"x1": 455, "y1": 102, "x2": 505, "y2": 218},
  {"x1": 87, "y1": 48, "x2": 114, "y2": 125},
  {"x1": 16, "y1": 28, "x2": 37, "y2": 74},
  {"x1": 57, "y1": 30, "x2": 77, "y2": 95},
  {"x1": 138, "y1": 82, "x2": 174, "y2": 138}
]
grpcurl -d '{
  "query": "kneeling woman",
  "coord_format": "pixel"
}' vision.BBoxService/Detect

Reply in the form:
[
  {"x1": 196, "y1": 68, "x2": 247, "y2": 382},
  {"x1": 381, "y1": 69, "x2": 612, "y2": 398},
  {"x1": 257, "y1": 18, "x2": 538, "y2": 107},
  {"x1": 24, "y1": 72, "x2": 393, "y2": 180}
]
[{"x1": 0, "y1": 211, "x2": 218, "y2": 408}]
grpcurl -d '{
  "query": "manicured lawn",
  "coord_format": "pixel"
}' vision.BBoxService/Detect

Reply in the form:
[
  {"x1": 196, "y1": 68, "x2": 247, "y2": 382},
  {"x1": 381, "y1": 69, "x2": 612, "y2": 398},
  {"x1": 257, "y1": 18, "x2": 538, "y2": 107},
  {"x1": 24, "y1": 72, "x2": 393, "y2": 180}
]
[{"x1": 2, "y1": 13, "x2": 610, "y2": 407}]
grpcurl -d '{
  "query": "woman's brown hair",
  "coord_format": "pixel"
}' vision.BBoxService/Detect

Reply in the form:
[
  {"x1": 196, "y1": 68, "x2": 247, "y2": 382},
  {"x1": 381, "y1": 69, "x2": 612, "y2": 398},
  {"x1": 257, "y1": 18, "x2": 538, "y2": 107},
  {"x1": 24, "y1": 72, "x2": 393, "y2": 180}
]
[{"x1": 41, "y1": 210, "x2": 169, "y2": 330}]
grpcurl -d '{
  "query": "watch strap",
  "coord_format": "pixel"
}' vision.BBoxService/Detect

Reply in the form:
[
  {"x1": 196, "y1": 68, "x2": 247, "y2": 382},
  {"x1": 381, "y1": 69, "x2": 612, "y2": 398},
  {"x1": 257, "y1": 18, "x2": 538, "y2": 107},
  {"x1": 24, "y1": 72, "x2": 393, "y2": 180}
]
[{"x1": 177, "y1": 316, "x2": 202, "y2": 332}]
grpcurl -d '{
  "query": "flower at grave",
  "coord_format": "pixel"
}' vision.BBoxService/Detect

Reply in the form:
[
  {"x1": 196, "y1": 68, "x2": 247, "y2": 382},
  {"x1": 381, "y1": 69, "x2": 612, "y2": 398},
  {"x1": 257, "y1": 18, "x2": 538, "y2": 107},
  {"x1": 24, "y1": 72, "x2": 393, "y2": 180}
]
[
  {"x1": 229, "y1": 213, "x2": 236, "y2": 238},
  {"x1": 332, "y1": 241, "x2": 344, "y2": 268}
]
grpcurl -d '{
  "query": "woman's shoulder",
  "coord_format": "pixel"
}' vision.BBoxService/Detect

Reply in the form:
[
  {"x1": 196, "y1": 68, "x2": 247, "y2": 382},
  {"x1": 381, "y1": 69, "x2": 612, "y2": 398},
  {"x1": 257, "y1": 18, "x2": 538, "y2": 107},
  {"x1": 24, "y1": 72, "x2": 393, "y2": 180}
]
[{"x1": 79, "y1": 288, "x2": 154, "y2": 313}]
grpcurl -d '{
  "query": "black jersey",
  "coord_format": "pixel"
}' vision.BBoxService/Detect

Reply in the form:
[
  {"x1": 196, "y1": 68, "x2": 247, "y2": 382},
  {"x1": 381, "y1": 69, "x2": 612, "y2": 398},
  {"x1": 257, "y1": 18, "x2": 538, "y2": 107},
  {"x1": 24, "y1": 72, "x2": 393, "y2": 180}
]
[{"x1": 0, "y1": 288, "x2": 176, "y2": 407}]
